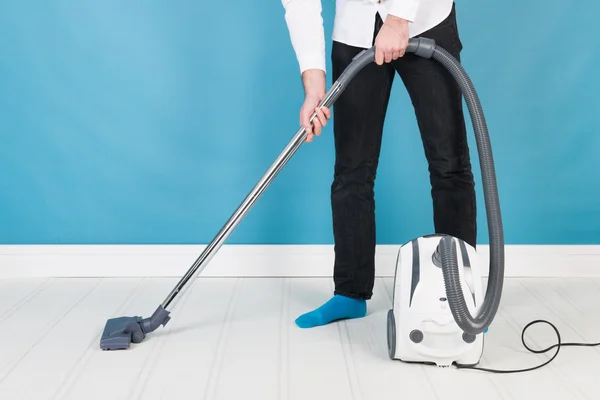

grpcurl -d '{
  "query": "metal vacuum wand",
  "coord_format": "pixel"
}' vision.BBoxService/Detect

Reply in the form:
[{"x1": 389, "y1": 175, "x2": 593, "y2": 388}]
[{"x1": 159, "y1": 84, "x2": 344, "y2": 312}]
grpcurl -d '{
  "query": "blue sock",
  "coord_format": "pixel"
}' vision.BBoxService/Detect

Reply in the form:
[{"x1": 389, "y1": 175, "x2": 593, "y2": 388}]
[{"x1": 295, "y1": 294, "x2": 367, "y2": 328}]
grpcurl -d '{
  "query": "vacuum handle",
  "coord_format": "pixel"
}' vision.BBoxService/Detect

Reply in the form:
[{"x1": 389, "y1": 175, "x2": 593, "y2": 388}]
[
  {"x1": 305, "y1": 37, "x2": 435, "y2": 127},
  {"x1": 337, "y1": 46, "x2": 376, "y2": 89}
]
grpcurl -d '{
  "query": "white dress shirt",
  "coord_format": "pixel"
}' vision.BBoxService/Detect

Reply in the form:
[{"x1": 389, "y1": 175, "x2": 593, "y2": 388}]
[{"x1": 282, "y1": 0, "x2": 454, "y2": 73}]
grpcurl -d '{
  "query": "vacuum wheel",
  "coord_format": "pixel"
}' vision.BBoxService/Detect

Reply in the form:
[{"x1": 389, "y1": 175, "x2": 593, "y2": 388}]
[{"x1": 387, "y1": 309, "x2": 396, "y2": 360}]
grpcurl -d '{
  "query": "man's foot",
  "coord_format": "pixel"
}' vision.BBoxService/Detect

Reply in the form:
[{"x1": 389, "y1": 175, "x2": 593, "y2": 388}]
[{"x1": 295, "y1": 294, "x2": 367, "y2": 328}]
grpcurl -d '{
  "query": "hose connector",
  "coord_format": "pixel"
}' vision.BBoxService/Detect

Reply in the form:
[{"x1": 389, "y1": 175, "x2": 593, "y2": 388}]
[{"x1": 406, "y1": 37, "x2": 436, "y2": 59}]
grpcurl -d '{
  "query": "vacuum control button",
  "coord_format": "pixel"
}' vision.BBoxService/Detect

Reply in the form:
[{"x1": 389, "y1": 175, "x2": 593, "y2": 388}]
[{"x1": 409, "y1": 329, "x2": 423, "y2": 343}]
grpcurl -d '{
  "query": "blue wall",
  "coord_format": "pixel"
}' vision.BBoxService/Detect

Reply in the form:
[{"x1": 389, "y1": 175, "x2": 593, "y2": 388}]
[{"x1": 1, "y1": 1, "x2": 598, "y2": 245}]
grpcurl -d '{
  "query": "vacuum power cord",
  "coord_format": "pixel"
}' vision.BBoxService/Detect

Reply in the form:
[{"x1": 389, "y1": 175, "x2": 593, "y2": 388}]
[{"x1": 455, "y1": 319, "x2": 600, "y2": 373}]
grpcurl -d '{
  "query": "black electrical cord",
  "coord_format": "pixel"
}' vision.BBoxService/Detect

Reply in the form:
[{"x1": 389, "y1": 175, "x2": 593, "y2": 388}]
[{"x1": 454, "y1": 319, "x2": 600, "y2": 373}]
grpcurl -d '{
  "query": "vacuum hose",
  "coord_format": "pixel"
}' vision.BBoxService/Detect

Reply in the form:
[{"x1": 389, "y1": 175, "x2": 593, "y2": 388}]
[
  {"x1": 405, "y1": 38, "x2": 504, "y2": 335},
  {"x1": 310, "y1": 38, "x2": 503, "y2": 336}
]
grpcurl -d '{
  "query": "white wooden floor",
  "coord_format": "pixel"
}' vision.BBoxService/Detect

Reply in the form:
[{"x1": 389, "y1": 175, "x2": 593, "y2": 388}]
[{"x1": 1, "y1": 277, "x2": 599, "y2": 400}]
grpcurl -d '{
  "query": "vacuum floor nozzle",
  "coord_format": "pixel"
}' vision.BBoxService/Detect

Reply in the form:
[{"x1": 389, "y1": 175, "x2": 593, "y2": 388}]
[
  {"x1": 100, "y1": 305, "x2": 171, "y2": 350},
  {"x1": 100, "y1": 316, "x2": 145, "y2": 351}
]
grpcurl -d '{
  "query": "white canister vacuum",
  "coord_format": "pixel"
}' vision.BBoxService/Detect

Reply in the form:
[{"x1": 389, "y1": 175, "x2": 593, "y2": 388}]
[{"x1": 385, "y1": 39, "x2": 504, "y2": 369}]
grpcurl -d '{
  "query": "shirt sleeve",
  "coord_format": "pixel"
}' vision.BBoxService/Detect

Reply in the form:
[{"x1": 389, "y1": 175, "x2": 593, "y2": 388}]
[
  {"x1": 281, "y1": 0, "x2": 326, "y2": 74},
  {"x1": 384, "y1": 0, "x2": 422, "y2": 22}
]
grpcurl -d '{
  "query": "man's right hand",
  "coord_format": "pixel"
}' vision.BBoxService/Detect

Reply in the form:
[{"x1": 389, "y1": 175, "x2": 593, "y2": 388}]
[{"x1": 300, "y1": 69, "x2": 330, "y2": 142}]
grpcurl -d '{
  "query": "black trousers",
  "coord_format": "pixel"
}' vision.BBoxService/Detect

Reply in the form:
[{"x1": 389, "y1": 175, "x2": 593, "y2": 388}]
[{"x1": 331, "y1": 5, "x2": 476, "y2": 301}]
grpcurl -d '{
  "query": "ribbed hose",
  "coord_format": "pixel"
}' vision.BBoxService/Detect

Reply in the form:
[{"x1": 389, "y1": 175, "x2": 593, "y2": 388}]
[
  {"x1": 427, "y1": 44, "x2": 505, "y2": 335},
  {"x1": 335, "y1": 39, "x2": 504, "y2": 335}
]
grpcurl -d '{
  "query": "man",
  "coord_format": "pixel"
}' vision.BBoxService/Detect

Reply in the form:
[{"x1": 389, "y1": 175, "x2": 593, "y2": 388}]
[{"x1": 281, "y1": 0, "x2": 476, "y2": 328}]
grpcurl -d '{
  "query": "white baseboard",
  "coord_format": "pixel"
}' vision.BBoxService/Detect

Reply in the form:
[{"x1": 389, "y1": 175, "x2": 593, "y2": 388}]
[{"x1": 0, "y1": 244, "x2": 599, "y2": 279}]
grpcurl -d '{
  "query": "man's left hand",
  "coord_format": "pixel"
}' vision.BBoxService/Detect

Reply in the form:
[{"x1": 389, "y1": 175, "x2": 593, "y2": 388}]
[{"x1": 374, "y1": 15, "x2": 409, "y2": 65}]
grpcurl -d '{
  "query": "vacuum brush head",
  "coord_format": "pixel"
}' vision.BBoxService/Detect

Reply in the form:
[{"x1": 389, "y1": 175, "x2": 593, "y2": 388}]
[
  {"x1": 100, "y1": 316, "x2": 145, "y2": 350},
  {"x1": 100, "y1": 305, "x2": 171, "y2": 350}
]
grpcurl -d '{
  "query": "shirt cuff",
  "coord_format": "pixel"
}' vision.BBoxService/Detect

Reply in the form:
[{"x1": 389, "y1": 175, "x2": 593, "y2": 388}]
[
  {"x1": 282, "y1": 0, "x2": 327, "y2": 75},
  {"x1": 384, "y1": 0, "x2": 421, "y2": 22},
  {"x1": 298, "y1": 50, "x2": 326, "y2": 74}
]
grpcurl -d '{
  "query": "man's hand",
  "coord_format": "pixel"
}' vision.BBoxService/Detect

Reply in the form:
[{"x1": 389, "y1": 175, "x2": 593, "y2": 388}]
[
  {"x1": 300, "y1": 69, "x2": 330, "y2": 142},
  {"x1": 374, "y1": 15, "x2": 409, "y2": 65}
]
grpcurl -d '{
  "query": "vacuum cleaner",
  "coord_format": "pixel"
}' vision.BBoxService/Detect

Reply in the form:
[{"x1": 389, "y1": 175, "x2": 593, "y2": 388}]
[
  {"x1": 99, "y1": 37, "x2": 497, "y2": 352},
  {"x1": 383, "y1": 42, "x2": 600, "y2": 373},
  {"x1": 386, "y1": 39, "x2": 504, "y2": 368}
]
